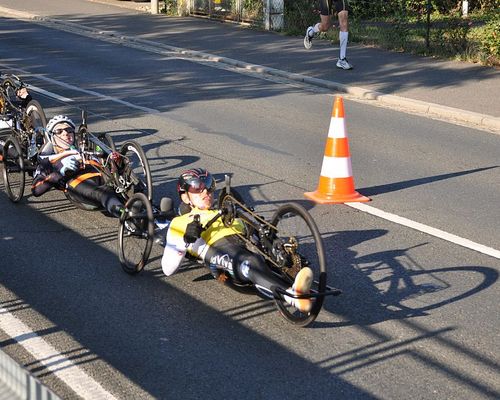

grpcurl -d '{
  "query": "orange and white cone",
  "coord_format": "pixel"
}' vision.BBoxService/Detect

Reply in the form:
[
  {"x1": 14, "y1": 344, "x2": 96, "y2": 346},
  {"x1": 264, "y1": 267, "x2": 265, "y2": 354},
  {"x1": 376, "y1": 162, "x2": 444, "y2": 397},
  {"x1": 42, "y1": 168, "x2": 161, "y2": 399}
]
[{"x1": 304, "y1": 96, "x2": 370, "y2": 204}]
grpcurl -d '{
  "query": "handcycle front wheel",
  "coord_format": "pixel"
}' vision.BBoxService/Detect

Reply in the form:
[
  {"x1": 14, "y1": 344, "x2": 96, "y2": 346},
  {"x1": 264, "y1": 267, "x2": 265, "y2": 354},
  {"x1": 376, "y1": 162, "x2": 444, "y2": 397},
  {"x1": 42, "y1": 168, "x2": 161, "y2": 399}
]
[
  {"x1": 25, "y1": 100, "x2": 47, "y2": 133},
  {"x1": 119, "y1": 140, "x2": 153, "y2": 202},
  {"x1": 1, "y1": 77, "x2": 21, "y2": 102},
  {"x1": 118, "y1": 192, "x2": 154, "y2": 274},
  {"x1": 270, "y1": 203, "x2": 327, "y2": 327},
  {"x1": 2, "y1": 136, "x2": 25, "y2": 202}
]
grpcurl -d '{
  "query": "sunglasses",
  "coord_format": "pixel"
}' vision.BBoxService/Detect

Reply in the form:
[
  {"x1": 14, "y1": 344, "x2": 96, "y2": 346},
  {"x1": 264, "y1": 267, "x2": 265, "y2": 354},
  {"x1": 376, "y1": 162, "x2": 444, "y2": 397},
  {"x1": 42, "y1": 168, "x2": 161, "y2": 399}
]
[
  {"x1": 186, "y1": 176, "x2": 215, "y2": 194},
  {"x1": 53, "y1": 127, "x2": 75, "y2": 135}
]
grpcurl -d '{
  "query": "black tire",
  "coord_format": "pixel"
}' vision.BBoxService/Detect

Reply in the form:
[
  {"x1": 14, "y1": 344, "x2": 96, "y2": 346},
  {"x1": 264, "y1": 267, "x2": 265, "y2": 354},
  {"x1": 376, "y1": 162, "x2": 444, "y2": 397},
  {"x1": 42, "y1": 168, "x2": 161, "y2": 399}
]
[
  {"x1": 270, "y1": 203, "x2": 327, "y2": 327},
  {"x1": 118, "y1": 192, "x2": 154, "y2": 274},
  {"x1": 2, "y1": 136, "x2": 25, "y2": 202},
  {"x1": 1, "y1": 77, "x2": 20, "y2": 104},
  {"x1": 119, "y1": 140, "x2": 153, "y2": 201},
  {"x1": 25, "y1": 100, "x2": 47, "y2": 133}
]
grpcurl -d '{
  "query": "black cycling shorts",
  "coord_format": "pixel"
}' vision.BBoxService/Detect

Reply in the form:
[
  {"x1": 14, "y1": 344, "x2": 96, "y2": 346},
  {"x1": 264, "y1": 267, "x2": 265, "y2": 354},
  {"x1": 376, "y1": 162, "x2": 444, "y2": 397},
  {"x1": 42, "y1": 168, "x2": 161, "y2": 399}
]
[{"x1": 319, "y1": 0, "x2": 350, "y2": 16}]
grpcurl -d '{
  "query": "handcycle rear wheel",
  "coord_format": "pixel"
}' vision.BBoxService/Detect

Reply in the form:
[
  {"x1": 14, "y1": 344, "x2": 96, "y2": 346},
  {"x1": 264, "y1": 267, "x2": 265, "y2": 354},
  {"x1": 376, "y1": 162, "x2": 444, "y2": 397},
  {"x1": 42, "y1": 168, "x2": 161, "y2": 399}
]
[
  {"x1": 270, "y1": 203, "x2": 327, "y2": 327},
  {"x1": 2, "y1": 136, "x2": 25, "y2": 202},
  {"x1": 119, "y1": 140, "x2": 153, "y2": 201},
  {"x1": 118, "y1": 192, "x2": 154, "y2": 274}
]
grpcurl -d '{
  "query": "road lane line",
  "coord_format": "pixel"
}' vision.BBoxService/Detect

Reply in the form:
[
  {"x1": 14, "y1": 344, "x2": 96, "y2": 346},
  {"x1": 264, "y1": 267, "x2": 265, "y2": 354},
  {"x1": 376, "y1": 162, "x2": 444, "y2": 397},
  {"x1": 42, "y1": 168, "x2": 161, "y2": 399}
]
[
  {"x1": 0, "y1": 307, "x2": 118, "y2": 400},
  {"x1": 30, "y1": 75, "x2": 159, "y2": 114},
  {"x1": 27, "y1": 85, "x2": 73, "y2": 102},
  {"x1": 0, "y1": 63, "x2": 158, "y2": 114},
  {"x1": 347, "y1": 202, "x2": 500, "y2": 259}
]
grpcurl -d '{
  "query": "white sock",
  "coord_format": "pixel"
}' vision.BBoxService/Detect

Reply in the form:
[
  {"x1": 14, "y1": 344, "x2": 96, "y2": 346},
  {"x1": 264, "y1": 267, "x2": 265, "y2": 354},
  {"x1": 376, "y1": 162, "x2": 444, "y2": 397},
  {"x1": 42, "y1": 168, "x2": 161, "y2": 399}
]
[
  {"x1": 313, "y1": 23, "x2": 321, "y2": 34},
  {"x1": 340, "y1": 31, "x2": 348, "y2": 59}
]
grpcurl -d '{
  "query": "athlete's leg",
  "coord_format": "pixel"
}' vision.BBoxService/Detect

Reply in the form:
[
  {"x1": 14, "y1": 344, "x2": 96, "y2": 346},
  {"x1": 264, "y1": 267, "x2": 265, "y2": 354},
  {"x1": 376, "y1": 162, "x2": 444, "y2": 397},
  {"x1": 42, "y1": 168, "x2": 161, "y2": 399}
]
[
  {"x1": 67, "y1": 177, "x2": 123, "y2": 215},
  {"x1": 206, "y1": 236, "x2": 287, "y2": 293},
  {"x1": 206, "y1": 236, "x2": 313, "y2": 312},
  {"x1": 334, "y1": 0, "x2": 353, "y2": 68},
  {"x1": 338, "y1": 10, "x2": 349, "y2": 59},
  {"x1": 304, "y1": 0, "x2": 333, "y2": 49},
  {"x1": 317, "y1": 13, "x2": 333, "y2": 33}
]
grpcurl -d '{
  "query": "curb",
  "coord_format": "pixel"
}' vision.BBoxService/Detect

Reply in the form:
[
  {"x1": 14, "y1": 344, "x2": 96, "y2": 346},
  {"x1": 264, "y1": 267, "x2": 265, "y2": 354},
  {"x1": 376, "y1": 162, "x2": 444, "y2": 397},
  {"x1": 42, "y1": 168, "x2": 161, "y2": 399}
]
[{"x1": 1, "y1": 5, "x2": 499, "y2": 133}]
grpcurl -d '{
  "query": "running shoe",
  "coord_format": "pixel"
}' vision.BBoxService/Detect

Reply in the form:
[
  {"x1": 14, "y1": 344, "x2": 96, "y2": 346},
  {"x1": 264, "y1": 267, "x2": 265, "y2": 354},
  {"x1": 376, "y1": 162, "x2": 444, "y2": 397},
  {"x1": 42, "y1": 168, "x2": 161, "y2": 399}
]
[
  {"x1": 336, "y1": 58, "x2": 353, "y2": 70},
  {"x1": 304, "y1": 26, "x2": 315, "y2": 50}
]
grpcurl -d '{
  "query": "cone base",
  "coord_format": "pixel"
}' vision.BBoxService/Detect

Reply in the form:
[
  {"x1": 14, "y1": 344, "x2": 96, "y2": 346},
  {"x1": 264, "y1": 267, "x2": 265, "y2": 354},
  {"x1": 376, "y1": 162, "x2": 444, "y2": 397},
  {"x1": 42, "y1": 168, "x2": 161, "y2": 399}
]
[{"x1": 304, "y1": 189, "x2": 370, "y2": 204}]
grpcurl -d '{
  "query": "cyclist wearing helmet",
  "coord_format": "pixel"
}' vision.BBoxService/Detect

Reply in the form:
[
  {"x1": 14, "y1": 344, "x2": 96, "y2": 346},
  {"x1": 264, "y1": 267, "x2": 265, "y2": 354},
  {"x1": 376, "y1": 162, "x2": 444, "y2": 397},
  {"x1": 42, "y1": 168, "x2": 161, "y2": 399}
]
[
  {"x1": 31, "y1": 115, "x2": 123, "y2": 216},
  {"x1": 161, "y1": 168, "x2": 314, "y2": 313}
]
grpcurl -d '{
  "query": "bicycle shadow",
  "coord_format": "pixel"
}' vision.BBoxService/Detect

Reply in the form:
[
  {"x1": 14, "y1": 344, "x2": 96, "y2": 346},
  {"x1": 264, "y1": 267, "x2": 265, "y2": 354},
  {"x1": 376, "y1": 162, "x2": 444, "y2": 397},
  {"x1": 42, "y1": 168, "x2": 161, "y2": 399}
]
[{"x1": 317, "y1": 230, "x2": 499, "y2": 328}]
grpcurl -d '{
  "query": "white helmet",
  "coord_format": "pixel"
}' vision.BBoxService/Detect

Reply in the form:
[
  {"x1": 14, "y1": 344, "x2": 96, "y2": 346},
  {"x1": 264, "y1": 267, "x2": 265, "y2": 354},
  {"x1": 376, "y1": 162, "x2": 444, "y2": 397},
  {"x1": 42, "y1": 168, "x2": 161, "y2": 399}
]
[{"x1": 46, "y1": 115, "x2": 76, "y2": 137}]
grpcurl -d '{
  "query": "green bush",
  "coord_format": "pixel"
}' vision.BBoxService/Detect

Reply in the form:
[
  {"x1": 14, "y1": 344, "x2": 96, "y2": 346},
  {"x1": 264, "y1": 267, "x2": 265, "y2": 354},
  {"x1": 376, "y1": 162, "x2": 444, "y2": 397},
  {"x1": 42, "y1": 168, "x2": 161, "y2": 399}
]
[
  {"x1": 431, "y1": 15, "x2": 473, "y2": 54},
  {"x1": 479, "y1": 15, "x2": 500, "y2": 64}
]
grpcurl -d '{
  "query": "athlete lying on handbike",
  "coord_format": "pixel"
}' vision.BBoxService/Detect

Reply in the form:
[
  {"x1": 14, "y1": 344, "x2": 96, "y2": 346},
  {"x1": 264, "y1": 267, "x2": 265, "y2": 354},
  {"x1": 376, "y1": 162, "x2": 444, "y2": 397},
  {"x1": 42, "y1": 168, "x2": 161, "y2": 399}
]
[
  {"x1": 161, "y1": 168, "x2": 314, "y2": 314},
  {"x1": 31, "y1": 115, "x2": 124, "y2": 216}
]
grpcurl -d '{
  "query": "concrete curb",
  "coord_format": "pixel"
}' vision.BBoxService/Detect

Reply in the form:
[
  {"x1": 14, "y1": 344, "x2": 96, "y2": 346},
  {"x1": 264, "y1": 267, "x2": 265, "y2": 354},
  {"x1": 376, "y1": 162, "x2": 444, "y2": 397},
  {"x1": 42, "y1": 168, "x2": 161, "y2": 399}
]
[{"x1": 1, "y1": 5, "x2": 499, "y2": 133}]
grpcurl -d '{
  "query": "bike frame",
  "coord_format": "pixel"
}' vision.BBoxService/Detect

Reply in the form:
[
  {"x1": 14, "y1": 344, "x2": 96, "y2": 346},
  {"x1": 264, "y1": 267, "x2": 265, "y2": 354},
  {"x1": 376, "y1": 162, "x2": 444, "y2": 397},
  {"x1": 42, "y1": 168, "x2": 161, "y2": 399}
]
[{"x1": 0, "y1": 74, "x2": 48, "y2": 168}]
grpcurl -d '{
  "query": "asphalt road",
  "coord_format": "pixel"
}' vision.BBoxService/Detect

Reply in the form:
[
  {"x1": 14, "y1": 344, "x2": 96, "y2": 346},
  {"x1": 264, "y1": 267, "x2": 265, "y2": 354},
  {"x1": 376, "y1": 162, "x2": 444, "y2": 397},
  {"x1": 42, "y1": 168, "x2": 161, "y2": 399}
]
[{"x1": 0, "y1": 7, "x2": 499, "y2": 400}]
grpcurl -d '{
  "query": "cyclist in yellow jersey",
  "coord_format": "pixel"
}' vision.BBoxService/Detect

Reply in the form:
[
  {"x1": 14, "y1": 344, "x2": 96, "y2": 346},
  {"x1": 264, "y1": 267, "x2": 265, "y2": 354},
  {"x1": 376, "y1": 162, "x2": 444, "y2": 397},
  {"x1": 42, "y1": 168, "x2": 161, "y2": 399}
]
[{"x1": 161, "y1": 168, "x2": 314, "y2": 313}]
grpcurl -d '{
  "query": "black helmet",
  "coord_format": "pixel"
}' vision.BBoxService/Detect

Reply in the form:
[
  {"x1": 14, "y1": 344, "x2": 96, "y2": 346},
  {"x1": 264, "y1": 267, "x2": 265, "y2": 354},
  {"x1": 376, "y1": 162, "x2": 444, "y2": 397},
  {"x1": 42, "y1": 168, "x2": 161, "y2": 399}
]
[{"x1": 177, "y1": 168, "x2": 215, "y2": 198}]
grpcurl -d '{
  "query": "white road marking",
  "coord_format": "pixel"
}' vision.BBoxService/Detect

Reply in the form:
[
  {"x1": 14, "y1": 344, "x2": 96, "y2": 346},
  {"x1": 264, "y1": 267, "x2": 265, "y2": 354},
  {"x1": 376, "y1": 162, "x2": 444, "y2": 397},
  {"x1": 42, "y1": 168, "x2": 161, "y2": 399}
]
[
  {"x1": 347, "y1": 202, "x2": 500, "y2": 259},
  {"x1": 27, "y1": 85, "x2": 73, "y2": 102},
  {"x1": 30, "y1": 75, "x2": 159, "y2": 114},
  {"x1": 0, "y1": 307, "x2": 118, "y2": 399},
  {"x1": 0, "y1": 63, "x2": 158, "y2": 114}
]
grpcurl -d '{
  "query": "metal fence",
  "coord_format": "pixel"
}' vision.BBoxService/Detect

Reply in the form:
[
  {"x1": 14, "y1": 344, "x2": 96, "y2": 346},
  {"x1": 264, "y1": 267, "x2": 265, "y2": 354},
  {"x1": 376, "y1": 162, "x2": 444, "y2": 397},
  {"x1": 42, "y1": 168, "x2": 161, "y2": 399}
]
[{"x1": 188, "y1": 0, "x2": 284, "y2": 30}]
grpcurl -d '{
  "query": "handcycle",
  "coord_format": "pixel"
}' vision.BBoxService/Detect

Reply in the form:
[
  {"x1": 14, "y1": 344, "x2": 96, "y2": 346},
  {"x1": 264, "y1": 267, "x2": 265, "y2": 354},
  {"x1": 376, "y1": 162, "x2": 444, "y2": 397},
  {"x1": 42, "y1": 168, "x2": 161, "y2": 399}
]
[
  {"x1": 2, "y1": 104, "x2": 153, "y2": 216},
  {"x1": 63, "y1": 110, "x2": 153, "y2": 211},
  {"x1": 0, "y1": 72, "x2": 48, "y2": 202},
  {"x1": 117, "y1": 176, "x2": 341, "y2": 327}
]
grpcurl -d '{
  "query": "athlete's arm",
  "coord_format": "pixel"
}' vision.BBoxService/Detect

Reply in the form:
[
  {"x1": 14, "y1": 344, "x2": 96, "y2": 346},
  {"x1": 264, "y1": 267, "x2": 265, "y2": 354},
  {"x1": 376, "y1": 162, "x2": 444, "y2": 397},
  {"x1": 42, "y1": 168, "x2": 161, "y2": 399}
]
[{"x1": 161, "y1": 214, "x2": 210, "y2": 276}]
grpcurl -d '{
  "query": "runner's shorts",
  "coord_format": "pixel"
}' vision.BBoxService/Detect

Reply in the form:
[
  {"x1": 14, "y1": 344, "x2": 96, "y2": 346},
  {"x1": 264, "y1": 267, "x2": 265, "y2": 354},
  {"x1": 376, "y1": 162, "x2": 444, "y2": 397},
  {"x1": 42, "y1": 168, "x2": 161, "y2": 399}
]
[{"x1": 319, "y1": 0, "x2": 351, "y2": 16}]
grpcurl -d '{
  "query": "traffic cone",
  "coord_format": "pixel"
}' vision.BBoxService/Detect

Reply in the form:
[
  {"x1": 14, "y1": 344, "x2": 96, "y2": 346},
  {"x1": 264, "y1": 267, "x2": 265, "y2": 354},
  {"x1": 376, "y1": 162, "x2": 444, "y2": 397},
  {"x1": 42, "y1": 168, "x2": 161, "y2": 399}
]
[{"x1": 304, "y1": 96, "x2": 370, "y2": 204}]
